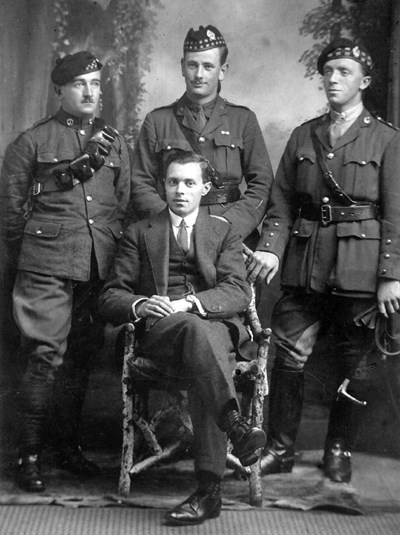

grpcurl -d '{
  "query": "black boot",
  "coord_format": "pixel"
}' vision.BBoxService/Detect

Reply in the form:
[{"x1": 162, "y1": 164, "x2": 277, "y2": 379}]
[
  {"x1": 225, "y1": 410, "x2": 266, "y2": 466},
  {"x1": 322, "y1": 390, "x2": 363, "y2": 483},
  {"x1": 261, "y1": 367, "x2": 304, "y2": 476},
  {"x1": 322, "y1": 367, "x2": 365, "y2": 483},
  {"x1": 17, "y1": 454, "x2": 45, "y2": 492},
  {"x1": 164, "y1": 475, "x2": 222, "y2": 525},
  {"x1": 51, "y1": 353, "x2": 100, "y2": 477},
  {"x1": 16, "y1": 361, "x2": 55, "y2": 492}
]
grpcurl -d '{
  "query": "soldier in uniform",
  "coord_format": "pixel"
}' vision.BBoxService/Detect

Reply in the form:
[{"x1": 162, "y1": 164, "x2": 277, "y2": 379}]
[
  {"x1": 130, "y1": 24, "x2": 273, "y2": 250},
  {"x1": 0, "y1": 51, "x2": 131, "y2": 491},
  {"x1": 247, "y1": 38, "x2": 400, "y2": 482}
]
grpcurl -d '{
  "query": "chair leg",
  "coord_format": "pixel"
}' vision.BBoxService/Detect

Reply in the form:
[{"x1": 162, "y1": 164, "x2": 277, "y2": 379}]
[
  {"x1": 248, "y1": 326, "x2": 271, "y2": 507},
  {"x1": 119, "y1": 325, "x2": 135, "y2": 497}
]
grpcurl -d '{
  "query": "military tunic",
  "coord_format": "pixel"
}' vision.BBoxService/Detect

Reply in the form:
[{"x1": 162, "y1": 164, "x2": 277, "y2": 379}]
[
  {"x1": 257, "y1": 108, "x2": 400, "y2": 370},
  {"x1": 0, "y1": 107, "x2": 130, "y2": 282},
  {"x1": 130, "y1": 94, "x2": 273, "y2": 242},
  {"x1": 258, "y1": 109, "x2": 400, "y2": 296},
  {"x1": 0, "y1": 107, "x2": 131, "y2": 367}
]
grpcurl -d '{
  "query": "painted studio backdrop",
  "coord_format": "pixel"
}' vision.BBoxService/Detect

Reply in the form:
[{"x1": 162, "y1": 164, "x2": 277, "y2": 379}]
[{"x1": 1, "y1": 0, "x2": 400, "y2": 456}]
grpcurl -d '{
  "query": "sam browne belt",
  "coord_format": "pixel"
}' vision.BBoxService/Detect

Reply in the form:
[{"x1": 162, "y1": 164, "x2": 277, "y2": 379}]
[{"x1": 299, "y1": 202, "x2": 380, "y2": 225}]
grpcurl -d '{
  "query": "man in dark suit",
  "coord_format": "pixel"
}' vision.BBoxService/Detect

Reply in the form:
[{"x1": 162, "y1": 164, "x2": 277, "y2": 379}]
[{"x1": 99, "y1": 151, "x2": 266, "y2": 526}]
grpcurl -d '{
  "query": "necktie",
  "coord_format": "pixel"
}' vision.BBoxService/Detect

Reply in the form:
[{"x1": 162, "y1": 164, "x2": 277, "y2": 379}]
[
  {"x1": 328, "y1": 120, "x2": 346, "y2": 147},
  {"x1": 177, "y1": 219, "x2": 189, "y2": 253},
  {"x1": 196, "y1": 105, "x2": 207, "y2": 132}
]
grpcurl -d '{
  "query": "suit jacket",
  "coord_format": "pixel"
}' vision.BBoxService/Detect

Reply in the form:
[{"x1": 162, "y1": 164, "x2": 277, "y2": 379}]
[
  {"x1": 99, "y1": 208, "x2": 251, "y2": 344},
  {"x1": 129, "y1": 94, "x2": 273, "y2": 241},
  {"x1": 257, "y1": 109, "x2": 400, "y2": 296}
]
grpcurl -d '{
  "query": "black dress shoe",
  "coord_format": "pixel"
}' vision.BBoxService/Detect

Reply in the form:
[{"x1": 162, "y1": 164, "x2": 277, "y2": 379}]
[
  {"x1": 58, "y1": 445, "x2": 100, "y2": 477},
  {"x1": 322, "y1": 440, "x2": 352, "y2": 483},
  {"x1": 164, "y1": 483, "x2": 222, "y2": 525},
  {"x1": 226, "y1": 410, "x2": 266, "y2": 466},
  {"x1": 260, "y1": 448, "x2": 294, "y2": 476},
  {"x1": 17, "y1": 454, "x2": 45, "y2": 492}
]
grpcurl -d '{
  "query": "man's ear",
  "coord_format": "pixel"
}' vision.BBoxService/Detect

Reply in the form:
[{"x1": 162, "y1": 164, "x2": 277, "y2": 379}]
[
  {"x1": 54, "y1": 85, "x2": 62, "y2": 97},
  {"x1": 201, "y1": 181, "x2": 212, "y2": 196},
  {"x1": 219, "y1": 62, "x2": 229, "y2": 81},
  {"x1": 360, "y1": 75, "x2": 371, "y2": 91},
  {"x1": 181, "y1": 57, "x2": 185, "y2": 77}
]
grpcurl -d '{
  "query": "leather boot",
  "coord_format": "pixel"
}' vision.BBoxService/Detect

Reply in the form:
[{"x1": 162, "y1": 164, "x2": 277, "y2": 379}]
[
  {"x1": 225, "y1": 410, "x2": 266, "y2": 466},
  {"x1": 17, "y1": 454, "x2": 45, "y2": 492},
  {"x1": 16, "y1": 361, "x2": 54, "y2": 492},
  {"x1": 261, "y1": 367, "x2": 304, "y2": 476},
  {"x1": 164, "y1": 480, "x2": 222, "y2": 525},
  {"x1": 51, "y1": 353, "x2": 100, "y2": 477},
  {"x1": 322, "y1": 369, "x2": 365, "y2": 483}
]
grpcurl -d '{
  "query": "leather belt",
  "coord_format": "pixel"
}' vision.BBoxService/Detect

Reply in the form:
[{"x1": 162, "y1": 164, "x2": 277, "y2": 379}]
[
  {"x1": 299, "y1": 203, "x2": 380, "y2": 226},
  {"x1": 201, "y1": 187, "x2": 241, "y2": 205}
]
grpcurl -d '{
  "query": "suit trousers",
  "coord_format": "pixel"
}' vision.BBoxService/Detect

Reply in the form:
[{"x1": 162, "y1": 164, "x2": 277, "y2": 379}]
[{"x1": 139, "y1": 312, "x2": 239, "y2": 478}]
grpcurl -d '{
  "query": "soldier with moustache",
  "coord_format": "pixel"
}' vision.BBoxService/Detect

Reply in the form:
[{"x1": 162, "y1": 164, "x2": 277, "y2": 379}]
[
  {"x1": 130, "y1": 25, "x2": 273, "y2": 251},
  {"x1": 247, "y1": 39, "x2": 400, "y2": 482},
  {"x1": 0, "y1": 51, "x2": 130, "y2": 491}
]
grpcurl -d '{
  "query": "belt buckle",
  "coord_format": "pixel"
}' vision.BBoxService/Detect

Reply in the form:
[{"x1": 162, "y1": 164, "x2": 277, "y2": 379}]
[{"x1": 321, "y1": 204, "x2": 332, "y2": 226}]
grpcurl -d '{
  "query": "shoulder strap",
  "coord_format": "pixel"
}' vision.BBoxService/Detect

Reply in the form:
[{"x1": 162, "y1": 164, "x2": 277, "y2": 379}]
[{"x1": 310, "y1": 125, "x2": 356, "y2": 206}]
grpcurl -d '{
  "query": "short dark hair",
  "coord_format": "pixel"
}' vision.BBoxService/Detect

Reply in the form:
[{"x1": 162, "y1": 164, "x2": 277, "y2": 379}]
[{"x1": 165, "y1": 151, "x2": 210, "y2": 184}]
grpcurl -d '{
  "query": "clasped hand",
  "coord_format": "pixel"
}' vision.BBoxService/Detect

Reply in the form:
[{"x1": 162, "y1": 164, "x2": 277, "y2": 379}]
[{"x1": 136, "y1": 295, "x2": 192, "y2": 318}]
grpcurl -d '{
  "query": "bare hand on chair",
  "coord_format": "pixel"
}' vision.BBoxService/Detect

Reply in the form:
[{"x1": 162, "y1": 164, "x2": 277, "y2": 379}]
[{"x1": 246, "y1": 251, "x2": 280, "y2": 285}]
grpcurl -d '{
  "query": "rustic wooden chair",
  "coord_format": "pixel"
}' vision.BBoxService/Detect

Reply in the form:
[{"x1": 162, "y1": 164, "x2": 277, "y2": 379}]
[{"x1": 117, "y1": 278, "x2": 271, "y2": 506}]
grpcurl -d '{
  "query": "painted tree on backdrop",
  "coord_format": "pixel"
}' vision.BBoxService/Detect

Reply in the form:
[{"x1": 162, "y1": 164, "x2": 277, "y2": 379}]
[
  {"x1": 52, "y1": 0, "x2": 162, "y2": 147},
  {"x1": 299, "y1": 0, "x2": 393, "y2": 119}
]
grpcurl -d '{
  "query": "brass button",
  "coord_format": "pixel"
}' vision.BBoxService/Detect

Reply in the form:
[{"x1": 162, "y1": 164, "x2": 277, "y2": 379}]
[
  {"x1": 110, "y1": 162, "x2": 114, "y2": 167},
  {"x1": 384, "y1": 253, "x2": 390, "y2": 259},
  {"x1": 79, "y1": 129, "x2": 86, "y2": 135},
  {"x1": 322, "y1": 196, "x2": 329, "y2": 203},
  {"x1": 265, "y1": 242, "x2": 270, "y2": 247},
  {"x1": 274, "y1": 222, "x2": 279, "y2": 227},
  {"x1": 386, "y1": 239, "x2": 392, "y2": 244},
  {"x1": 269, "y1": 232, "x2": 274, "y2": 236},
  {"x1": 231, "y1": 144, "x2": 235, "y2": 148},
  {"x1": 361, "y1": 161, "x2": 366, "y2": 165},
  {"x1": 360, "y1": 233, "x2": 366, "y2": 238},
  {"x1": 381, "y1": 269, "x2": 387, "y2": 274},
  {"x1": 86, "y1": 195, "x2": 92, "y2": 201},
  {"x1": 198, "y1": 136, "x2": 205, "y2": 142},
  {"x1": 167, "y1": 145, "x2": 171, "y2": 150},
  {"x1": 53, "y1": 157, "x2": 58, "y2": 162},
  {"x1": 36, "y1": 229, "x2": 42, "y2": 235},
  {"x1": 89, "y1": 219, "x2": 94, "y2": 225},
  {"x1": 327, "y1": 152, "x2": 334, "y2": 159},
  {"x1": 293, "y1": 231, "x2": 299, "y2": 235}
]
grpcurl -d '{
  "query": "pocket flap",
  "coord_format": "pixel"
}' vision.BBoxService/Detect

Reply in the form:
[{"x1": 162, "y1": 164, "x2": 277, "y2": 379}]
[
  {"x1": 292, "y1": 217, "x2": 315, "y2": 238},
  {"x1": 336, "y1": 220, "x2": 381, "y2": 239},
  {"x1": 213, "y1": 135, "x2": 243, "y2": 149},
  {"x1": 24, "y1": 219, "x2": 62, "y2": 238},
  {"x1": 155, "y1": 138, "x2": 191, "y2": 152},
  {"x1": 296, "y1": 149, "x2": 316, "y2": 163},
  {"x1": 108, "y1": 220, "x2": 124, "y2": 239}
]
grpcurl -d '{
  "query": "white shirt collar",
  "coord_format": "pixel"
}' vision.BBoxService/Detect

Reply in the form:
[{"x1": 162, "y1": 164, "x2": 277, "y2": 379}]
[
  {"x1": 330, "y1": 102, "x2": 364, "y2": 124},
  {"x1": 169, "y1": 207, "x2": 199, "y2": 228}
]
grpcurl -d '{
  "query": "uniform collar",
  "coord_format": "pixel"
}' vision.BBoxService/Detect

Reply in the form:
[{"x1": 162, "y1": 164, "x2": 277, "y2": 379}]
[
  {"x1": 55, "y1": 107, "x2": 96, "y2": 129},
  {"x1": 329, "y1": 102, "x2": 364, "y2": 124},
  {"x1": 183, "y1": 94, "x2": 218, "y2": 119}
]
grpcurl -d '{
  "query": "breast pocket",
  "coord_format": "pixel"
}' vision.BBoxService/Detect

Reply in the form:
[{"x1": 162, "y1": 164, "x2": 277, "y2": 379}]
[
  {"x1": 343, "y1": 148, "x2": 382, "y2": 200},
  {"x1": 212, "y1": 134, "x2": 243, "y2": 182}
]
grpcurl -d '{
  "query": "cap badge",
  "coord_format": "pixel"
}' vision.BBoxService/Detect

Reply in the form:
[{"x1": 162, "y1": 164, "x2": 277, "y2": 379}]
[
  {"x1": 352, "y1": 46, "x2": 360, "y2": 58},
  {"x1": 207, "y1": 29, "x2": 216, "y2": 40}
]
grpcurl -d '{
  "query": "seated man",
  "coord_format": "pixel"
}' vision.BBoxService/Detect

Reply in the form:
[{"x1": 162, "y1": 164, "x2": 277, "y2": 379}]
[{"x1": 99, "y1": 151, "x2": 266, "y2": 526}]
